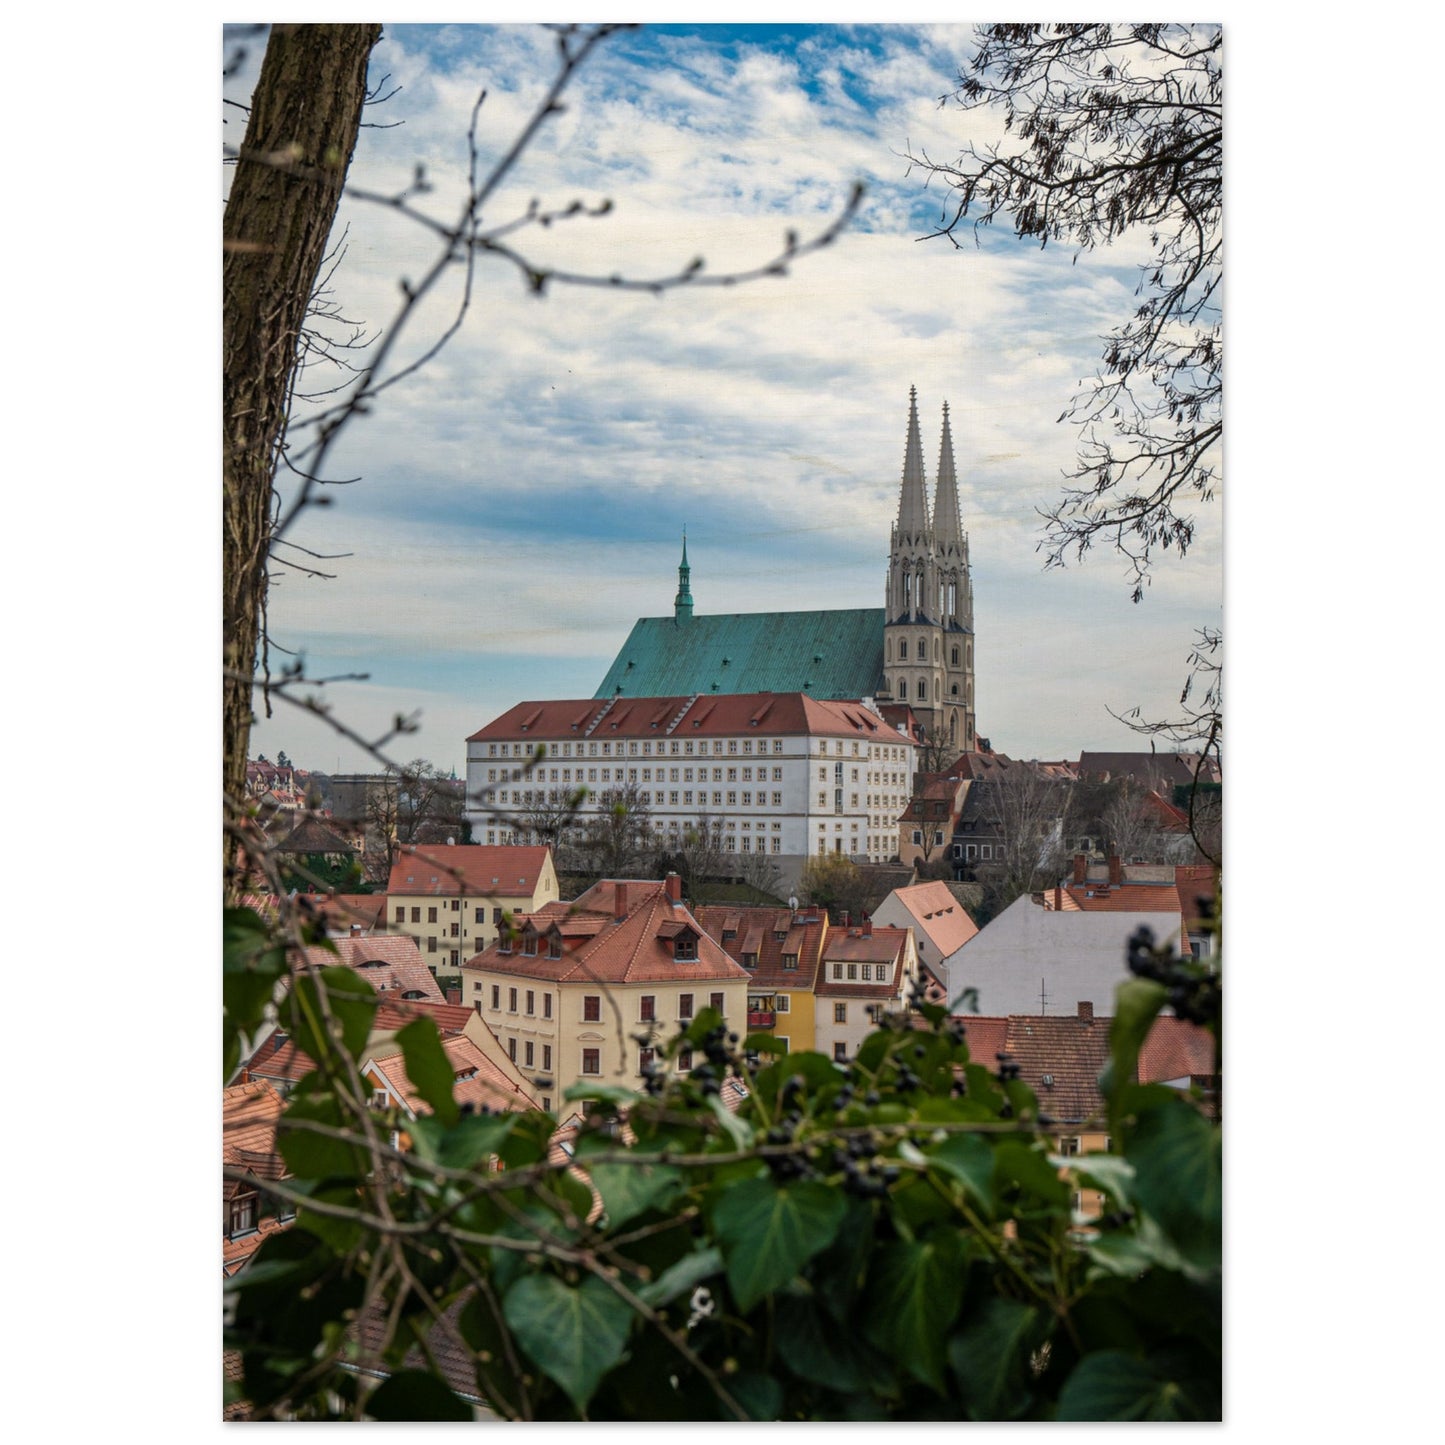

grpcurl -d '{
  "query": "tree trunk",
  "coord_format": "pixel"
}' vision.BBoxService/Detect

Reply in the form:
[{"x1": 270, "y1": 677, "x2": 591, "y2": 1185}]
[{"x1": 223, "y1": 23, "x2": 381, "y2": 848}]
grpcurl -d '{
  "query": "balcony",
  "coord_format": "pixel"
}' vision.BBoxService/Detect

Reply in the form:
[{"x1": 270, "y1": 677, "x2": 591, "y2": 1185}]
[{"x1": 747, "y1": 1009, "x2": 776, "y2": 1029}]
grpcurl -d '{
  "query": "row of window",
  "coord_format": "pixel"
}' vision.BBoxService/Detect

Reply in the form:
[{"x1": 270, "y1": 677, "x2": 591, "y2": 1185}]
[
  {"x1": 891, "y1": 636, "x2": 968, "y2": 667},
  {"x1": 395, "y1": 904, "x2": 505, "y2": 925},
  {"x1": 483, "y1": 737, "x2": 910, "y2": 762},
  {"x1": 826, "y1": 962, "x2": 892, "y2": 982},
  {"x1": 488, "y1": 737, "x2": 789, "y2": 759},
  {"x1": 500, "y1": 786, "x2": 788, "y2": 809},
  {"x1": 480, "y1": 987, "x2": 724, "y2": 1021}
]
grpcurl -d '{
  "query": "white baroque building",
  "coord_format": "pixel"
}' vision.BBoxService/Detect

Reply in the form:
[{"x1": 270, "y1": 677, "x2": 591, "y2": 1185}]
[{"x1": 464, "y1": 692, "x2": 917, "y2": 885}]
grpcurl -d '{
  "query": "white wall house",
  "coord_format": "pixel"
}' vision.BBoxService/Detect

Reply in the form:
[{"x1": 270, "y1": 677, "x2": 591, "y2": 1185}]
[
  {"x1": 943, "y1": 892, "x2": 1191, "y2": 1017},
  {"x1": 465, "y1": 692, "x2": 916, "y2": 886}
]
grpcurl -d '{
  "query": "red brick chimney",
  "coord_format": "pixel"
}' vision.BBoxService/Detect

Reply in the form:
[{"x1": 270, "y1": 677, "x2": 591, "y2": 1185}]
[
  {"x1": 1077, "y1": 1000, "x2": 1093, "y2": 1021},
  {"x1": 862, "y1": 916, "x2": 872, "y2": 937},
  {"x1": 1053, "y1": 885, "x2": 1062, "y2": 910},
  {"x1": 1073, "y1": 853, "x2": 1087, "y2": 885},
  {"x1": 1108, "y1": 854, "x2": 1122, "y2": 886},
  {"x1": 446, "y1": 987, "x2": 461, "y2": 1005},
  {"x1": 614, "y1": 882, "x2": 629, "y2": 920},
  {"x1": 665, "y1": 871, "x2": 682, "y2": 903}
]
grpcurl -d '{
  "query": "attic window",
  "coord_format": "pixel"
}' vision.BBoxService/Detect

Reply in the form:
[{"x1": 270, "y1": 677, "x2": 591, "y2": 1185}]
[
  {"x1": 742, "y1": 952, "x2": 758, "y2": 969},
  {"x1": 674, "y1": 933, "x2": 698, "y2": 962}
]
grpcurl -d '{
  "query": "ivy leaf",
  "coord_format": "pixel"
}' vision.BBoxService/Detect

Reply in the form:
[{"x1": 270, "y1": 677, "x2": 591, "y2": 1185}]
[
  {"x1": 365, "y1": 1369, "x2": 471, "y2": 1421},
  {"x1": 277, "y1": 1088, "x2": 365, "y2": 1179},
  {"x1": 726, "y1": 1371, "x2": 783, "y2": 1421},
  {"x1": 503, "y1": 1273, "x2": 634, "y2": 1414},
  {"x1": 948, "y1": 1295, "x2": 1044, "y2": 1419},
  {"x1": 589, "y1": 1161, "x2": 683, "y2": 1230},
  {"x1": 637, "y1": 1245, "x2": 722, "y2": 1308},
  {"x1": 394, "y1": 1017, "x2": 458, "y2": 1127},
  {"x1": 284, "y1": 965, "x2": 377, "y2": 1068},
  {"x1": 927, "y1": 1131, "x2": 995, "y2": 1213},
  {"x1": 863, "y1": 1234, "x2": 966, "y2": 1392},
  {"x1": 1057, "y1": 1349, "x2": 1219, "y2": 1420},
  {"x1": 1101, "y1": 977, "x2": 1168, "y2": 1121},
  {"x1": 706, "y1": 1093, "x2": 753, "y2": 1151},
  {"x1": 1125, "y1": 1101, "x2": 1222, "y2": 1273},
  {"x1": 710, "y1": 1175, "x2": 846, "y2": 1312}
]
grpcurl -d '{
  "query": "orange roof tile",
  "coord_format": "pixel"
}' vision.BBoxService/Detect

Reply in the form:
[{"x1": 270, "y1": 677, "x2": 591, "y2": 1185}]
[
  {"x1": 1139, "y1": 1016, "x2": 1216, "y2": 1083},
  {"x1": 299, "y1": 934, "x2": 444, "y2": 1002},
  {"x1": 468, "y1": 693, "x2": 909, "y2": 746},
  {"x1": 364, "y1": 1035, "x2": 533, "y2": 1117},
  {"x1": 387, "y1": 844, "x2": 553, "y2": 898},
  {"x1": 884, "y1": 881, "x2": 978, "y2": 956},
  {"x1": 465, "y1": 881, "x2": 748, "y2": 987},
  {"x1": 694, "y1": 904, "x2": 828, "y2": 991}
]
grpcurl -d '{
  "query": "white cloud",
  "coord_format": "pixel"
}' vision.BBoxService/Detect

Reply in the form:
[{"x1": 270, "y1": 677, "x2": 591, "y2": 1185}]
[{"x1": 238, "y1": 22, "x2": 1223, "y2": 772}]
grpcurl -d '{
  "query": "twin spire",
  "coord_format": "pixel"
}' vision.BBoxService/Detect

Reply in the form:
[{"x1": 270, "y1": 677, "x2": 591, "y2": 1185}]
[{"x1": 895, "y1": 385, "x2": 964, "y2": 549}]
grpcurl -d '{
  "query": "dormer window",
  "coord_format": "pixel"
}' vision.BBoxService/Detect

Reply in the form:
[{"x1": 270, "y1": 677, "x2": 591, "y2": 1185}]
[
  {"x1": 548, "y1": 934, "x2": 562, "y2": 960},
  {"x1": 674, "y1": 932, "x2": 698, "y2": 962},
  {"x1": 742, "y1": 952, "x2": 758, "y2": 969},
  {"x1": 522, "y1": 930, "x2": 537, "y2": 957}
]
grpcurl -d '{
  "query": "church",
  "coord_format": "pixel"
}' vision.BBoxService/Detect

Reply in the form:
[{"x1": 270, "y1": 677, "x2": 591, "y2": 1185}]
[{"x1": 593, "y1": 388, "x2": 977, "y2": 752}]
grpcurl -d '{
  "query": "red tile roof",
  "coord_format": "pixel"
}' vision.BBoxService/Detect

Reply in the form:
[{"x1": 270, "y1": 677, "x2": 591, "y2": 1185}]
[
  {"x1": 463, "y1": 879, "x2": 749, "y2": 987},
  {"x1": 469, "y1": 693, "x2": 912, "y2": 746},
  {"x1": 372, "y1": 997, "x2": 475, "y2": 1037},
  {"x1": 223, "y1": 1078, "x2": 286, "y2": 1175},
  {"x1": 884, "y1": 881, "x2": 978, "y2": 956},
  {"x1": 387, "y1": 844, "x2": 554, "y2": 898},
  {"x1": 364, "y1": 1034, "x2": 534, "y2": 1117},
  {"x1": 1063, "y1": 882, "x2": 1184, "y2": 914},
  {"x1": 693, "y1": 904, "x2": 829, "y2": 990},
  {"x1": 299, "y1": 934, "x2": 444, "y2": 1002},
  {"x1": 1138, "y1": 1016, "x2": 1216, "y2": 1083},
  {"x1": 815, "y1": 925, "x2": 911, "y2": 997}
]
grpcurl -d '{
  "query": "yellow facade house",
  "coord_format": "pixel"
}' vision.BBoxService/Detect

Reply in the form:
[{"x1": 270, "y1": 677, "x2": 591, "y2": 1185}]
[
  {"x1": 385, "y1": 843, "x2": 559, "y2": 982},
  {"x1": 460, "y1": 874, "x2": 749, "y2": 1107}
]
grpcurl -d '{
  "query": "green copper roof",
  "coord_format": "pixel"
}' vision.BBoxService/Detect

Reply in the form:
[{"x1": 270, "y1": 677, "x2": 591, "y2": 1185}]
[{"x1": 595, "y1": 608, "x2": 886, "y2": 701}]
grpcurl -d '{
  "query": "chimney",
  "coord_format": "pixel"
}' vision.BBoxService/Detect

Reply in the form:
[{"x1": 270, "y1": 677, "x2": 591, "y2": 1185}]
[
  {"x1": 840, "y1": 910, "x2": 850, "y2": 928},
  {"x1": 862, "y1": 916, "x2": 872, "y2": 937},
  {"x1": 446, "y1": 987, "x2": 461, "y2": 1006},
  {"x1": 665, "y1": 871, "x2": 682, "y2": 904},
  {"x1": 1078, "y1": 1000, "x2": 1093, "y2": 1021},
  {"x1": 614, "y1": 882, "x2": 629, "y2": 920},
  {"x1": 1108, "y1": 854, "x2": 1122, "y2": 886},
  {"x1": 351, "y1": 923, "x2": 363, "y2": 937},
  {"x1": 1073, "y1": 853, "x2": 1087, "y2": 885},
  {"x1": 1053, "y1": 885, "x2": 1062, "y2": 910}
]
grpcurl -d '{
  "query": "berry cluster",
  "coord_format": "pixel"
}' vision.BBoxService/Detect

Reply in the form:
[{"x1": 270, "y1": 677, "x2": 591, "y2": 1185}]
[{"x1": 1125, "y1": 925, "x2": 1221, "y2": 1028}]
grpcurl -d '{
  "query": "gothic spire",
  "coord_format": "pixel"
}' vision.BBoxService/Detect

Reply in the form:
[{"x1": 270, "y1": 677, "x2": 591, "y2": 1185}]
[
  {"x1": 673, "y1": 529, "x2": 693, "y2": 621},
  {"x1": 895, "y1": 385, "x2": 930, "y2": 539},
  {"x1": 932, "y1": 400, "x2": 964, "y2": 549}
]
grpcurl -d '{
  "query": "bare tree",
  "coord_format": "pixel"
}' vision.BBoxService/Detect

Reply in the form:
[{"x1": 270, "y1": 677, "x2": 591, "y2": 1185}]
[
  {"x1": 909, "y1": 23, "x2": 1221, "y2": 602},
  {"x1": 973, "y1": 768, "x2": 1072, "y2": 911},
  {"x1": 576, "y1": 783, "x2": 654, "y2": 880},
  {"x1": 222, "y1": 23, "x2": 863, "y2": 894},
  {"x1": 670, "y1": 812, "x2": 730, "y2": 906}
]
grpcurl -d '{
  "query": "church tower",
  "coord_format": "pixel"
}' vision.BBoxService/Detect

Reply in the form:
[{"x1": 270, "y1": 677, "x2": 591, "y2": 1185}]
[{"x1": 883, "y1": 389, "x2": 976, "y2": 756}]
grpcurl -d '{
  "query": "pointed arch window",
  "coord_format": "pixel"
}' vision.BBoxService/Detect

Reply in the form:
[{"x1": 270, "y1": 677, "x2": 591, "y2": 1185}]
[{"x1": 899, "y1": 638, "x2": 908, "y2": 660}]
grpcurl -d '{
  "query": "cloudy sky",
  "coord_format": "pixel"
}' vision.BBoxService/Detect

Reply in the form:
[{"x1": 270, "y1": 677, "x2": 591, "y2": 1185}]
[{"x1": 226, "y1": 21, "x2": 1223, "y2": 776}]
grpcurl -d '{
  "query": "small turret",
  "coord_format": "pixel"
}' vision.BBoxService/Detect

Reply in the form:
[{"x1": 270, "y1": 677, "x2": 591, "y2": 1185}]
[{"x1": 674, "y1": 530, "x2": 693, "y2": 622}]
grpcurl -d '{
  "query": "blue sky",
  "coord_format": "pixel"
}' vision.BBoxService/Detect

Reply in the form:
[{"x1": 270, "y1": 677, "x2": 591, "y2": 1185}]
[{"x1": 225, "y1": 21, "x2": 1223, "y2": 776}]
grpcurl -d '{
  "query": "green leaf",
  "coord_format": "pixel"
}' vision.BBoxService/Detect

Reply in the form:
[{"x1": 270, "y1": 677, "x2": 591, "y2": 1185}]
[
  {"x1": 394, "y1": 1017, "x2": 459, "y2": 1127},
  {"x1": 283, "y1": 965, "x2": 377, "y2": 1068},
  {"x1": 706, "y1": 1092, "x2": 754, "y2": 1150},
  {"x1": 222, "y1": 907, "x2": 289, "y2": 1081},
  {"x1": 503, "y1": 1273, "x2": 634, "y2": 1414},
  {"x1": 862, "y1": 1234, "x2": 966, "y2": 1392},
  {"x1": 948, "y1": 1295, "x2": 1044, "y2": 1420},
  {"x1": 744, "y1": 1032, "x2": 790, "y2": 1056},
  {"x1": 927, "y1": 1131, "x2": 996, "y2": 1213},
  {"x1": 1057, "y1": 1349, "x2": 1219, "y2": 1421},
  {"x1": 993, "y1": 1141, "x2": 1071, "y2": 1207},
  {"x1": 277, "y1": 1088, "x2": 366, "y2": 1179},
  {"x1": 1101, "y1": 977, "x2": 1169, "y2": 1118},
  {"x1": 1125, "y1": 1100, "x2": 1222, "y2": 1272},
  {"x1": 726, "y1": 1371, "x2": 783, "y2": 1421},
  {"x1": 366, "y1": 1369, "x2": 472, "y2": 1421},
  {"x1": 637, "y1": 1245, "x2": 722, "y2": 1308},
  {"x1": 710, "y1": 1175, "x2": 846, "y2": 1312},
  {"x1": 563, "y1": 1082, "x2": 642, "y2": 1107},
  {"x1": 589, "y1": 1161, "x2": 683, "y2": 1230}
]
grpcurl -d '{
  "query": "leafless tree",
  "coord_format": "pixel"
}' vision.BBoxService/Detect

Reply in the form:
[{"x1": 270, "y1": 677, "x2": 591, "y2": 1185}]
[
  {"x1": 575, "y1": 783, "x2": 654, "y2": 880},
  {"x1": 222, "y1": 23, "x2": 863, "y2": 896},
  {"x1": 974, "y1": 767, "x2": 1072, "y2": 910},
  {"x1": 909, "y1": 23, "x2": 1221, "y2": 603}
]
